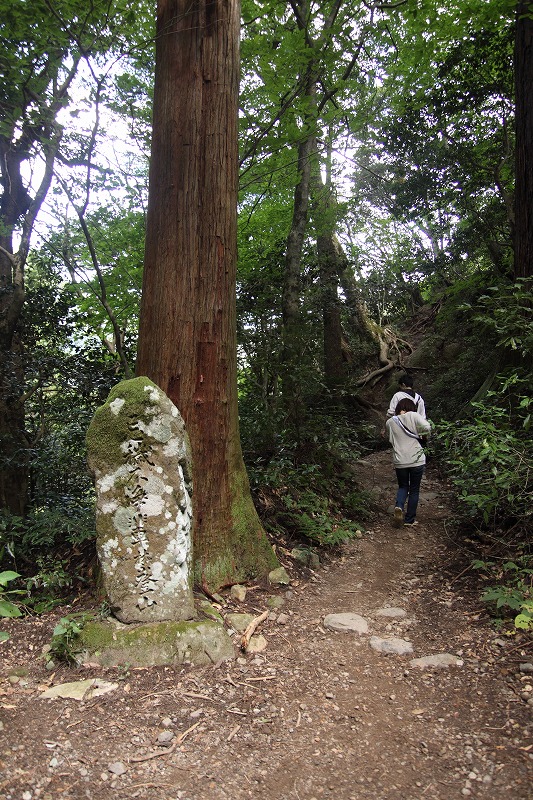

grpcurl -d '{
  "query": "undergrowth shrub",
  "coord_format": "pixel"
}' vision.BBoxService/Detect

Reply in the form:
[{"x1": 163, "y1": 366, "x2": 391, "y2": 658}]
[
  {"x1": 473, "y1": 557, "x2": 533, "y2": 632},
  {"x1": 248, "y1": 453, "x2": 370, "y2": 548},
  {"x1": 241, "y1": 393, "x2": 373, "y2": 549},
  {"x1": 436, "y1": 278, "x2": 533, "y2": 530},
  {"x1": 437, "y1": 390, "x2": 532, "y2": 529},
  {"x1": 0, "y1": 504, "x2": 95, "y2": 571}
]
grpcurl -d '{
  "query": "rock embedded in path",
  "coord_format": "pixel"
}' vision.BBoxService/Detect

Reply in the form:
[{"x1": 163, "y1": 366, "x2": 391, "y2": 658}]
[
  {"x1": 375, "y1": 607, "x2": 408, "y2": 619},
  {"x1": 108, "y1": 762, "x2": 128, "y2": 776},
  {"x1": 409, "y1": 653, "x2": 463, "y2": 669},
  {"x1": 246, "y1": 634, "x2": 267, "y2": 653},
  {"x1": 230, "y1": 585, "x2": 247, "y2": 602},
  {"x1": 39, "y1": 679, "x2": 119, "y2": 701},
  {"x1": 291, "y1": 548, "x2": 320, "y2": 569},
  {"x1": 369, "y1": 636, "x2": 413, "y2": 656},
  {"x1": 268, "y1": 567, "x2": 291, "y2": 586},
  {"x1": 267, "y1": 596, "x2": 285, "y2": 610},
  {"x1": 323, "y1": 613, "x2": 369, "y2": 635},
  {"x1": 226, "y1": 612, "x2": 255, "y2": 632}
]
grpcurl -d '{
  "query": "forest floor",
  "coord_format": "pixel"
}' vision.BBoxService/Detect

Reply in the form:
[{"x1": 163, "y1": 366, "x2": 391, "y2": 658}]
[{"x1": 1, "y1": 449, "x2": 532, "y2": 800}]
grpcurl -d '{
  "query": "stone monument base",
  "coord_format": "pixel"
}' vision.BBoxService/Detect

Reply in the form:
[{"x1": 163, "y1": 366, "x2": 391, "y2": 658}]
[{"x1": 78, "y1": 618, "x2": 235, "y2": 667}]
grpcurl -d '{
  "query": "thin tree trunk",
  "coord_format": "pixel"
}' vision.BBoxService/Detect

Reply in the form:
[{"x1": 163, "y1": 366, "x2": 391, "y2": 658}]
[
  {"x1": 136, "y1": 0, "x2": 277, "y2": 591},
  {"x1": 0, "y1": 247, "x2": 28, "y2": 515},
  {"x1": 514, "y1": 0, "x2": 533, "y2": 280},
  {"x1": 311, "y1": 143, "x2": 346, "y2": 392},
  {"x1": 0, "y1": 149, "x2": 31, "y2": 515},
  {"x1": 280, "y1": 82, "x2": 316, "y2": 431}
]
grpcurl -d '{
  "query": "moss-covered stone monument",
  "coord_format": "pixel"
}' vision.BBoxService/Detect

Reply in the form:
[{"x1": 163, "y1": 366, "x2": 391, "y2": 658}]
[{"x1": 86, "y1": 377, "x2": 196, "y2": 623}]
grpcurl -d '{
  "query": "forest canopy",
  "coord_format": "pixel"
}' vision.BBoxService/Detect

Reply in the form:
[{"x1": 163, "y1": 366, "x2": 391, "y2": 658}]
[{"x1": 0, "y1": 0, "x2": 531, "y2": 620}]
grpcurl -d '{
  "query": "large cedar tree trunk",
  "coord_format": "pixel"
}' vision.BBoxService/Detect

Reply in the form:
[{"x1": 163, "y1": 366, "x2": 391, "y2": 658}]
[
  {"x1": 514, "y1": 0, "x2": 533, "y2": 280},
  {"x1": 136, "y1": 0, "x2": 277, "y2": 591}
]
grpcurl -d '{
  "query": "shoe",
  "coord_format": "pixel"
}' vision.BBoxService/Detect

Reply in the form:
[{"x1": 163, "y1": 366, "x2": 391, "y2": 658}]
[
  {"x1": 393, "y1": 507, "x2": 403, "y2": 527},
  {"x1": 404, "y1": 520, "x2": 419, "y2": 526}
]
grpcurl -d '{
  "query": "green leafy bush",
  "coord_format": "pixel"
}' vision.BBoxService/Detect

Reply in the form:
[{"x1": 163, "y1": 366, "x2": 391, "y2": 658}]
[
  {"x1": 437, "y1": 387, "x2": 532, "y2": 529},
  {"x1": 47, "y1": 613, "x2": 93, "y2": 664},
  {"x1": 0, "y1": 571, "x2": 23, "y2": 618},
  {"x1": 473, "y1": 558, "x2": 533, "y2": 631},
  {"x1": 0, "y1": 505, "x2": 95, "y2": 568},
  {"x1": 253, "y1": 460, "x2": 369, "y2": 548},
  {"x1": 472, "y1": 279, "x2": 533, "y2": 360},
  {"x1": 0, "y1": 570, "x2": 23, "y2": 643}
]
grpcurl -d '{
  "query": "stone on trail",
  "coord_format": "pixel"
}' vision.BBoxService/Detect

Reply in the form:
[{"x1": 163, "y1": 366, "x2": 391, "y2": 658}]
[
  {"x1": 86, "y1": 377, "x2": 194, "y2": 624},
  {"x1": 324, "y1": 613, "x2": 369, "y2": 635},
  {"x1": 375, "y1": 607, "x2": 408, "y2": 619},
  {"x1": 267, "y1": 596, "x2": 285, "y2": 610},
  {"x1": 108, "y1": 762, "x2": 128, "y2": 776},
  {"x1": 369, "y1": 636, "x2": 413, "y2": 655},
  {"x1": 291, "y1": 547, "x2": 320, "y2": 569},
  {"x1": 409, "y1": 653, "x2": 463, "y2": 669},
  {"x1": 246, "y1": 634, "x2": 267, "y2": 653},
  {"x1": 268, "y1": 566, "x2": 291, "y2": 586},
  {"x1": 226, "y1": 613, "x2": 255, "y2": 632},
  {"x1": 197, "y1": 599, "x2": 224, "y2": 622},
  {"x1": 39, "y1": 679, "x2": 119, "y2": 701},
  {"x1": 230, "y1": 584, "x2": 247, "y2": 602}
]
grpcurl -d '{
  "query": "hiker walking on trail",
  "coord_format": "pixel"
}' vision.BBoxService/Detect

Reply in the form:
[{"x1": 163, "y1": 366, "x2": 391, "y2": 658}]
[
  {"x1": 386, "y1": 373, "x2": 427, "y2": 419},
  {"x1": 386, "y1": 397, "x2": 432, "y2": 527}
]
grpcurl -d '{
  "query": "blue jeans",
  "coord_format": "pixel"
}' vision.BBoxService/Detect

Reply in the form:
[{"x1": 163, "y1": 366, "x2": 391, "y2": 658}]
[{"x1": 395, "y1": 465, "x2": 425, "y2": 523}]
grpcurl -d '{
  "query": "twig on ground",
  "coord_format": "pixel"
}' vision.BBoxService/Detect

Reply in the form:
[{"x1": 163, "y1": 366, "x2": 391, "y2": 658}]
[
  {"x1": 129, "y1": 721, "x2": 201, "y2": 763},
  {"x1": 227, "y1": 725, "x2": 240, "y2": 741},
  {"x1": 240, "y1": 610, "x2": 269, "y2": 651}
]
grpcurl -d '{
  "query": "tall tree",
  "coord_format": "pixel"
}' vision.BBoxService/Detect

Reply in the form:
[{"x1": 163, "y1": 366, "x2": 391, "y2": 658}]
[
  {"x1": 514, "y1": 0, "x2": 533, "y2": 279},
  {"x1": 136, "y1": 0, "x2": 278, "y2": 592},
  {"x1": 0, "y1": 0, "x2": 148, "y2": 515}
]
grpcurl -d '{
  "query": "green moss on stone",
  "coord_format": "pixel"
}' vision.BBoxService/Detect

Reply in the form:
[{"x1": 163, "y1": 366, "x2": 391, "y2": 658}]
[
  {"x1": 86, "y1": 376, "x2": 161, "y2": 471},
  {"x1": 79, "y1": 618, "x2": 234, "y2": 667}
]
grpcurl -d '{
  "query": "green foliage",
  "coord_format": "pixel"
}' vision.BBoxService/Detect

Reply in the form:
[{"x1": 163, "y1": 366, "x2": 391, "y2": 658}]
[
  {"x1": 471, "y1": 279, "x2": 533, "y2": 359},
  {"x1": 0, "y1": 505, "x2": 95, "y2": 567},
  {"x1": 473, "y1": 557, "x2": 533, "y2": 631},
  {"x1": 433, "y1": 279, "x2": 533, "y2": 532},
  {"x1": 0, "y1": 570, "x2": 23, "y2": 619},
  {"x1": 437, "y1": 391, "x2": 532, "y2": 529},
  {"x1": 0, "y1": 570, "x2": 23, "y2": 642},
  {"x1": 24, "y1": 558, "x2": 74, "y2": 613},
  {"x1": 279, "y1": 488, "x2": 365, "y2": 546},
  {"x1": 48, "y1": 613, "x2": 93, "y2": 664},
  {"x1": 247, "y1": 417, "x2": 370, "y2": 549},
  {"x1": 0, "y1": 549, "x2": 78, "y2": 640}
]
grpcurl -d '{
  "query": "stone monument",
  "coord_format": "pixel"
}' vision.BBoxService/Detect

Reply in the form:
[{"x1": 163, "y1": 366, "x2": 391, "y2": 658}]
[{"x1": 86, "y1": 377, "x2": 195, "y2": 623}]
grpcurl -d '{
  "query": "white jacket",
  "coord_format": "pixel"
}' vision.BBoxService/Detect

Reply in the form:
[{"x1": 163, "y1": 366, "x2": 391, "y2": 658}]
[
  {"x1": 386, "y1": 411, "x2": 432, "y2": 468},
  {"x1": 387, "y1": 390, "x2": 426, "y2": 419}
]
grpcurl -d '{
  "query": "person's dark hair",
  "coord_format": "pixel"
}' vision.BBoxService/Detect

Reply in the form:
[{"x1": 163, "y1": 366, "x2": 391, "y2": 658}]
[
  {"x1": 399, "y1": 373, "x2": 414, "y2": 388},
  {"x1": 395, "y1": 398, "x2": 417, "y2": 414}
]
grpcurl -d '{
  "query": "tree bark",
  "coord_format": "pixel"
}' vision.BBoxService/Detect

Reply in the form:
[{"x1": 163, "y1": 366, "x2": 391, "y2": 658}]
[
  {"x1": 281, "y1": 126, "x2": 316, "y2": 431},
  {"x1": 311, "y1": 148, "x2": 347, "y2": 392},
  {"x1": 136, "y1": 0, "x2": 277, "y2": 591},
  {"x1": 514, "y1": 0, "x2": 533, "y2": 279}
]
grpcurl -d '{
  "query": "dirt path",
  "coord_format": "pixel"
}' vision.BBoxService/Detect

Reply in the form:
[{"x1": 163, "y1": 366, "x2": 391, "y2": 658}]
[{"x1": 1, "y1": 451, "x2": 532, "y2": 800}]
